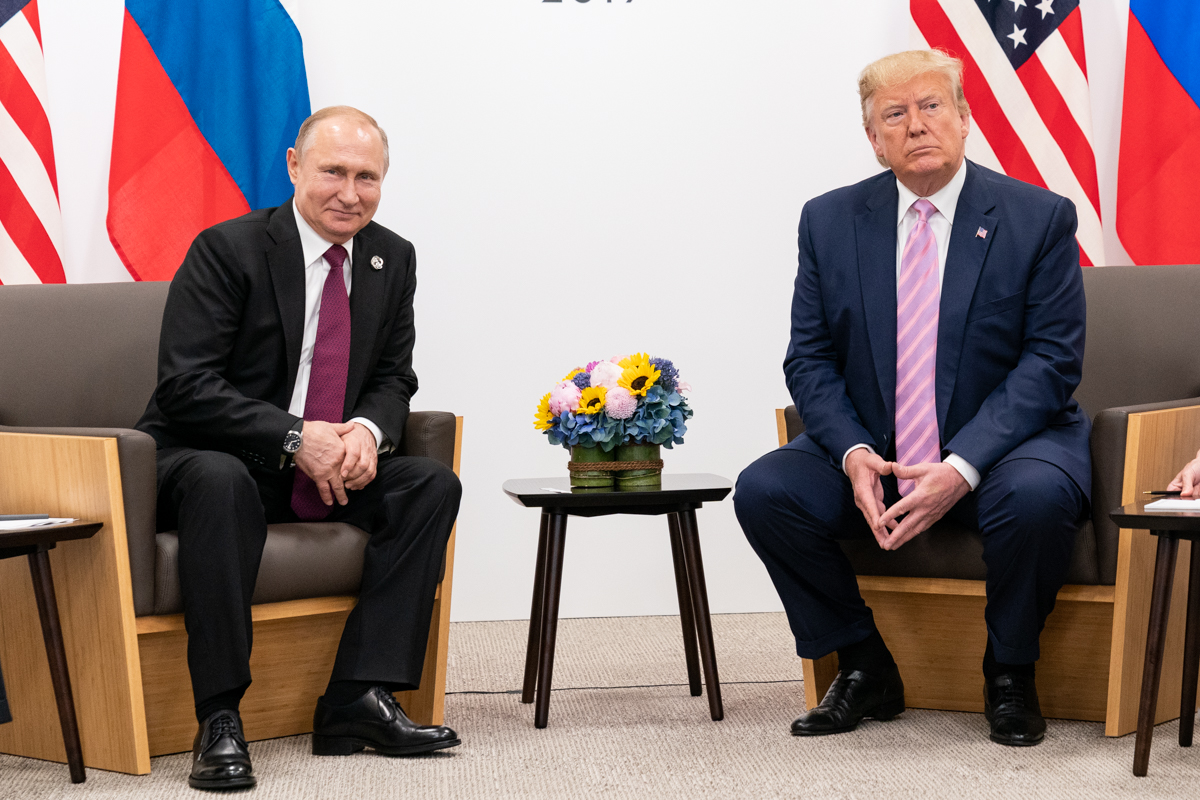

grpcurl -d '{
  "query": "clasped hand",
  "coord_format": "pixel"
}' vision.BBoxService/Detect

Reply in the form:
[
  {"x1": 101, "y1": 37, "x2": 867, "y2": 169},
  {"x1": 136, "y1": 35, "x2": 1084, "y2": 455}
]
[
  {"x1": 292, "y1": 420, "x2": 379, "y2": 507},
  {"x1": 845, "y1": 449, "x2": 969, "y2": 551}
]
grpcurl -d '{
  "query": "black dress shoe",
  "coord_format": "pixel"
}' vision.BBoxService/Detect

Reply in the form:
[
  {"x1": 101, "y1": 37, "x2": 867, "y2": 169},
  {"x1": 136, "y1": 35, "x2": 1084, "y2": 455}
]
[
  {"x1": 189, "y1": 709, "x2": 255, "y2": 791},
  {"x1": 312, "y1": 685, "x2": 461, "y2": 756},
  {"x1": 984, "y1": 673, "x2": 1046, "y2": 746},
  {"x1": 790, "y1": 664, "x2": 905, "y2": 736}
]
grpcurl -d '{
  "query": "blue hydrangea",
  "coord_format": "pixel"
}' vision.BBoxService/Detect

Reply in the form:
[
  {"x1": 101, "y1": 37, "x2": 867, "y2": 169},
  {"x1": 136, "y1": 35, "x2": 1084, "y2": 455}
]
[
  {"x1": 572, "y1": 372, "x2": 591, "y2": 391},
  {"x1": 618, "y1": 384, "x2": 692, "y2": 448},
  {"x1": 650, "y1": 358, "x2": 678, "y2": 392}
]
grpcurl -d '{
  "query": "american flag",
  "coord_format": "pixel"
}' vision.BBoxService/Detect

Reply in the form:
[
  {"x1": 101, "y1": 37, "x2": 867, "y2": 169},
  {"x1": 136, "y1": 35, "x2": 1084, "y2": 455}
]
[
  {"x1": 911, "y1": 0, "x2": 1104, "y2": 266},
  {"x1": 0, "y1": 0, "x2": 63, "y2": 284}
]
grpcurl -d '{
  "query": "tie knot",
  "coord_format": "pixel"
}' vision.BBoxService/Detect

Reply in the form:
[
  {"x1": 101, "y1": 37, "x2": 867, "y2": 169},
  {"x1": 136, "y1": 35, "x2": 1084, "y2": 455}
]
[
  {"x1": 912, "y1": 198, "x2": 936, "y2": 224},
  {"x1": 324, "y1": 244, "x2": 348, "y2": 271}
]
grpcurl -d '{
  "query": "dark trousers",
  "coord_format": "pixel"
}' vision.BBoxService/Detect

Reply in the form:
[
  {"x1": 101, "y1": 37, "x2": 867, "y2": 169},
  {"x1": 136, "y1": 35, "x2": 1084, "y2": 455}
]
[
  {"x1": 155, "y1": 447, "x2": 461, "y2": 708},
  {"x1": 0, "y1": 658, "x2": 10, "y2": 724},
  {"x1": 733, "y1": 439, "x2": 1084, "y2": 665}
]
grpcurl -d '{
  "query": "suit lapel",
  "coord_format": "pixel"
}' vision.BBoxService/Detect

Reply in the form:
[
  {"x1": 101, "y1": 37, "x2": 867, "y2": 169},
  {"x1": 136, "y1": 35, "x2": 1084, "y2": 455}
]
[
  {"x1": 345, "y1": 224, "x2": 385, "y2": 415},
  {"x1": 266, "y1": 200, "x2": 306, "y2": 398},
  {"x1": 856, "y1": 178, "x2": 900, "y2": 423},
  {"x1": 936, "y1": 161, "x2": 997, "y2": 432}
]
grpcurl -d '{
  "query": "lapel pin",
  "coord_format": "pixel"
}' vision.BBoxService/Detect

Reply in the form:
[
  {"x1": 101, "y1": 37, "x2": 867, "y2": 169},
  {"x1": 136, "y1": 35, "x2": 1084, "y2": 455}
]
[
  {"x1": 976, "y1": 227, "x2": 988, "y2": 239},
  {"x1": 371, "y1": 255, "x2": 383, "y2": 270}
]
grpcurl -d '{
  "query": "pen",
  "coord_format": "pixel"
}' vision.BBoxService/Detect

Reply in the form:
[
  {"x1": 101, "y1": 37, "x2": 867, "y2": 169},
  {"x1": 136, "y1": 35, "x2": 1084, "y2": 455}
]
[
  {"x1": 1144, "y1": 490, "x2": 1184, "y2": 496},
  {"x1": 0, "y1": 513, "x2": 50, "y2": 521}
]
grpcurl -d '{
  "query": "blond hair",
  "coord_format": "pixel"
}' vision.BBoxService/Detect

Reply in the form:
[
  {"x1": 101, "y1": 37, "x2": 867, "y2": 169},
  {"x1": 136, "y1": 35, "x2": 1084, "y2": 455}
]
[
  {"x1": 858, "y1": 49, "x2": 970, "y2": 128},
  {"x1": 294, "y1": 105, "x2": 390, "y2": 172}
]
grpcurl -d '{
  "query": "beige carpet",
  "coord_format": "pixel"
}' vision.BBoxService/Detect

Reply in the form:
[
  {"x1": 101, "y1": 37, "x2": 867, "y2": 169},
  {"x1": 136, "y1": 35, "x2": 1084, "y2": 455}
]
[{"x1": 3, "y1": 613, "x2": 1200, "y2": 799}]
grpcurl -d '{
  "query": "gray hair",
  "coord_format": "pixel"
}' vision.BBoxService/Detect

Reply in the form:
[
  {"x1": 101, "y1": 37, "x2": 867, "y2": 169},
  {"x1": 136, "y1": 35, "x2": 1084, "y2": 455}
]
[{"x1": 294, "y1": 105, "x2": 390, "y2": 173}]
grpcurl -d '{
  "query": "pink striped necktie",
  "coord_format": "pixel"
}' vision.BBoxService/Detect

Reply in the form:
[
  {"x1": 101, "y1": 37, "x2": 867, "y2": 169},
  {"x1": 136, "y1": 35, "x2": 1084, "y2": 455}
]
[
  {"x1": 895, "y1": 198, "x2": 941, "y2": 497},
  {"x1": 291, "y1": 244, "x2": 352, "y2": 520}
]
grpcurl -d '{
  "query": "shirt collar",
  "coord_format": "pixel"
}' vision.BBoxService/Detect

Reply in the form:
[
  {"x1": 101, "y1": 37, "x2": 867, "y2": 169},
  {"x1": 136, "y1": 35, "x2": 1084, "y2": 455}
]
[
  {"x1": 292, "y1": 201, "x2": 354, "y2": 269},
  {"x1": 895, "y1": 159, "x2": 967, "y2": 227}
]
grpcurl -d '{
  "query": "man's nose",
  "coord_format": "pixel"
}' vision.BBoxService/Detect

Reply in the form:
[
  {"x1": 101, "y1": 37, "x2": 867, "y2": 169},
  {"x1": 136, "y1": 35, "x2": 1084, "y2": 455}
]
[{"x1": 336, "y1": 177, "x2": 358, "y2": 205}]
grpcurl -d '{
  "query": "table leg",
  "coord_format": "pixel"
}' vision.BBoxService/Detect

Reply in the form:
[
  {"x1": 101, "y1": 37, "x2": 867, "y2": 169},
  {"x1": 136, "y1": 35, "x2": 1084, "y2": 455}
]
[
  {"x1": 1180, "y1": 541, "x2": 1200, "y2": 747},
  {"x1": 534, "y1": 511, "x2": 568, "y2": 729},
  {"x1": 522, "y1": 511, "x2": 551, "y2": 704},
  {"x1": 668, "y1": 513, "x2": 702, "y2": 697},
  {"x1": 677, "y1": 509, "x2": 723, "y2": 721},
  {"x1": 1134, "y1": 533, "x2": 1179, "y2": 777},
  {"x1": 27, "y1": 548, "x2": 86, "y2": 784}
]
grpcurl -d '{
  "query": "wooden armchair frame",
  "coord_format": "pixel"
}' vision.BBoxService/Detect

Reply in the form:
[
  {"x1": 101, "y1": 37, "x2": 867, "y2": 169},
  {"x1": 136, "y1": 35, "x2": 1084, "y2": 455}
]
[
  {"x1": 0, "y1": 419, "x2": 461, "y2": 774},
  {"x1": 775, "y1": 405, "x2": 1200, "y2": 736}
]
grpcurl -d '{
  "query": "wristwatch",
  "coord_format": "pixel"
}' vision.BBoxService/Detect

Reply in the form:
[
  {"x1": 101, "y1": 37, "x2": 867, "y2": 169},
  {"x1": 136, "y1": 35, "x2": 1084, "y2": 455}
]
[{"x1": 283, "y1": 421, "x2": 304, "y2": 456}]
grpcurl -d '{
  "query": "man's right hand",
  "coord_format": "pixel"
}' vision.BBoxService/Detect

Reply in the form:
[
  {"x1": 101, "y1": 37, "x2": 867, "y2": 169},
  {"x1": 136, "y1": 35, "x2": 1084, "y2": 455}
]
[
  {"x1": 1167, "y1": 448, "x2": 1200, "y2": 498},
  {"x1": 845, "y1": 448, "x2": 893, "y2": 544},
  {"x1": 293, "y1": 420, "x2": 356, "y2": 507}
]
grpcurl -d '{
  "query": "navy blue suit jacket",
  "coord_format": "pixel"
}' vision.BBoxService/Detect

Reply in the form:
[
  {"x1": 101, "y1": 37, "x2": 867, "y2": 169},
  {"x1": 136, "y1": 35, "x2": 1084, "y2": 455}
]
[{"x1": 783, "y1": 160, "x2": 1091, "y2": 500}]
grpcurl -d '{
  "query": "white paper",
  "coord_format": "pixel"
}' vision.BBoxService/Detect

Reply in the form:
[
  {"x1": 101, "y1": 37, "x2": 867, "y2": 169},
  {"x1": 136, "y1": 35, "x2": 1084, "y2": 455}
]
[
  {"x1": 0, "y1": 517, "x2": 77, "y2": 531},
  {"x1": 1144, "y1": 499, "x2": 1200, "y2": 512}
]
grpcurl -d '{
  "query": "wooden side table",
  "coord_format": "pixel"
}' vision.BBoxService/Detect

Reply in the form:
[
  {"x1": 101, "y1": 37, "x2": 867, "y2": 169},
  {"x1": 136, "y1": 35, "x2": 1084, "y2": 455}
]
[
  {"x1": 1110, "y1": 503, "x2": 1200, "y2": 777},
  {"x1": 0, "y1": 520, "x2": 102, "y2": 784},
  {"x1": 503, "y1": 474, "x2": 733, "y2": 728}
]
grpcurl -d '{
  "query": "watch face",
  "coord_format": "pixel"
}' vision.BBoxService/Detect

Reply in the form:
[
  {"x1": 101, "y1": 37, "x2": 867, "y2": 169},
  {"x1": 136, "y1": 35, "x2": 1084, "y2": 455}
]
[{"x1": 284, "y1": 431, "x2": 302, "y2": 454}]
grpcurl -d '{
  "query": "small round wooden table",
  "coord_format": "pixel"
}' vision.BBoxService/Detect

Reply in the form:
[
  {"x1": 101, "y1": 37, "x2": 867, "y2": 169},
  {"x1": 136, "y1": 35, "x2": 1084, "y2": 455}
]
[
  {"x1": 1110, "y1": 502, "x2": 1200, "y2": 777},
  {"x1": 0, "y1": 520, "x2": 102, "y2": 784},
  {"x1": 503, "y1": 473, "x2": 733, "y2": 728}
]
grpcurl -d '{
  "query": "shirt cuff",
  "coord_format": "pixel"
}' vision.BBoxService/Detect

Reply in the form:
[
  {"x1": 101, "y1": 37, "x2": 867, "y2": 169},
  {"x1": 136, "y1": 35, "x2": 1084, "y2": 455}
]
[
  {"x1": 944, "y1": 452, "x2": 981, "y2": 491},
  {"x1": 842, "y1": 443, "x2": 875, "y2": 474},
  {"x1": 349, "y1": 417, "x2": 390, "y2": 454}
]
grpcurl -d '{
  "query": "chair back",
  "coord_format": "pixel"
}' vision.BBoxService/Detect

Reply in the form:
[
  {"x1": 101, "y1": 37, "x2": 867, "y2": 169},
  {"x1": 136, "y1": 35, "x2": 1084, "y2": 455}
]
[{"x1": 0, "y1": 282, "x2": 169, "y2": 428}]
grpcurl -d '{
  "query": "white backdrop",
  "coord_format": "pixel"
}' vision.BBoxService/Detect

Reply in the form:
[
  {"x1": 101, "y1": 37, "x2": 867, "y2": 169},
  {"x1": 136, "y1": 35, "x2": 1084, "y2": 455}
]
[{"x1": 37, "y1": 0, "x2": 1133, "y2": 621}]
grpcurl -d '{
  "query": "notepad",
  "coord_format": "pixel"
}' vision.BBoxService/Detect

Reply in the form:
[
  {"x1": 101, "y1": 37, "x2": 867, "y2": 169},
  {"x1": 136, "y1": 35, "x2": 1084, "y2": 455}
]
[
  {"x1": 0, "y1": 517, "x2": 76, "y2": 531},
  {"x1": 1144, "y1": 499, "x2": 1200, "y2": 512}
]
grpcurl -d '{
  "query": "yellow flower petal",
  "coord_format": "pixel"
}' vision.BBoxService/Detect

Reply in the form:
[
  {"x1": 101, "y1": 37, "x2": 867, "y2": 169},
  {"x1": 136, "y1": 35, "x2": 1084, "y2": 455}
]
[
  {"x1": 577, "y1": 386, "x2": 608, "y2": 415},
  {"x1": 533, "y1": 392, "x2": 554, "y2": 431},
  {"x1": 618, "y1": 363, "x2": 660, "y2": 397}
]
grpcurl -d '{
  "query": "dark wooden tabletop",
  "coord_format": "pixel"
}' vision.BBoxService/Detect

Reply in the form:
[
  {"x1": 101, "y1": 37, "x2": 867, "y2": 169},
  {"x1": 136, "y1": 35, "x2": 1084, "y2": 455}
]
[
  {"x1": 1111, "y1": 501, "x2": 1200, "y2": 536},
  {"x1": 0, "y1": 520, "x2": 102, "y2": 553},
  {"x1": 503, "y1": 473, "x2": 733, "y2": 516}
]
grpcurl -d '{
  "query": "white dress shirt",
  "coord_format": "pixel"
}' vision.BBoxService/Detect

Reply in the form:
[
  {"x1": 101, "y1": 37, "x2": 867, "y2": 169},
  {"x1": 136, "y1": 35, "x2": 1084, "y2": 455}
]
[
  {"x1": 842, "y1": 161, "x2": 981, "y2": 491},
  {"x1": 288, "y1": 204, "x2": 387, "y2": 451}
]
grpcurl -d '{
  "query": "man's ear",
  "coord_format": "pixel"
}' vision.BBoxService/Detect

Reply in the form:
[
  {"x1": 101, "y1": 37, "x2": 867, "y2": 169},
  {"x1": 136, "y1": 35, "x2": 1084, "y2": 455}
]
[
  {"x1": 864, "y1": 124, "x2": 885, "y2": 164},
  {"x1": 286, "y1": 147, "x2": 300, "y2": 185}
]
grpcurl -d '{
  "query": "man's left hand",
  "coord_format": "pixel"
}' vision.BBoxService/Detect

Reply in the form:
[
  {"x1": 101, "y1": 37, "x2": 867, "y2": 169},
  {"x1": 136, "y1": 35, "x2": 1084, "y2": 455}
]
[
  {"x1": 876, "y1": 462, "x2": 970, "y2": 550},
  {"x1": 340, "y1": 423, "x2": 379, "y2": 491}
]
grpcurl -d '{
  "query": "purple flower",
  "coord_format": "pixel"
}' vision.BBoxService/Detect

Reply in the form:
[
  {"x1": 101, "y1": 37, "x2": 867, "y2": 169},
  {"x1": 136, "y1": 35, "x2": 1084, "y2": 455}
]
[
  {"x1": 650, "y1": 358, "x2": 679, "y2": 392},
  {"x1": 572, "y1": 372, "x2": 591, "y2": 390}
]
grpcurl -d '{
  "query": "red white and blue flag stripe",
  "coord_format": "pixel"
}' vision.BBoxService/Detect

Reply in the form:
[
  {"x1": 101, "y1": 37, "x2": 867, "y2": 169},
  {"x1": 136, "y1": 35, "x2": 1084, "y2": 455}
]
[
  {"x1": 1117, "y1": 1, "x2": 1200, "y2": 265},
  {"x1": 107, "y1": 0, "x2": 310, "y2": 282},
  {"x1": 0, "y1": 0, "x2": 63, "y2": 285},
  {"x1": 910, "y1": 0, "x2": 1105, "y2": 266}
]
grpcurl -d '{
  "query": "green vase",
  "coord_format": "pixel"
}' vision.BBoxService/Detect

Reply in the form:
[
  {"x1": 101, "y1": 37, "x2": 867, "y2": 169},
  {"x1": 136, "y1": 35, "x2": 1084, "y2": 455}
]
[
  {"x1": 570, "y1": 445, "x2": 614, "y2": 489},
  {"x1": 615, "y1": 442, "x2": 662, "y2": 489}
]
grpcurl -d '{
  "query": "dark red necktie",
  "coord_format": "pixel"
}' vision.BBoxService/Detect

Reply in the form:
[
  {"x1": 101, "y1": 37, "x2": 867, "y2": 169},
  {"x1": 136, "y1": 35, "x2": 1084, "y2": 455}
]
[{"x1": 291, "y1": 244, "x2": 352, "y2": 520}]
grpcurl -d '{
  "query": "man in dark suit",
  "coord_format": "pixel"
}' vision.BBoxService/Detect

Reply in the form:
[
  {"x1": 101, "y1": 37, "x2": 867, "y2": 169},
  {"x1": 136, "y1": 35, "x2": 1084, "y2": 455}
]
[
  {"x1": 137, "y1": 106, "x2": 462, "y2": 791},
  {"x1": 734, "y1": 50, "x2": 1089, "y2": 747}
]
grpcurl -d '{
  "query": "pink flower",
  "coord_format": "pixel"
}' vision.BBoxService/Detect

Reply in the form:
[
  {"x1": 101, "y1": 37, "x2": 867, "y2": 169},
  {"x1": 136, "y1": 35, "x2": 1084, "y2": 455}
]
[
  {"x1": 609, "y1": 354, "x2": 629, "y2": 364},
  {"x1": 549, "y1": 381, "x2": 581, "y2": 415},
  {"x1": 676, "y1": 380, "x2": 692, "y2": 394},
  {"x1": 585, "y1": 360, "x2": 601, "y2": 372},
  {"x1": 590, "y1": 361, "x2": 624, "y2": 390},
  {"x1": 605, "y1": 387, "x2": 637, "y2": 419}
]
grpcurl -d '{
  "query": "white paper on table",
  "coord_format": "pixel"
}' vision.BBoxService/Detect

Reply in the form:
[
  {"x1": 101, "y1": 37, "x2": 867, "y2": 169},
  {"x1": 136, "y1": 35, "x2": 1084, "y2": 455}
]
[
  {"x1": 1144, "y1": 499, "x2": 1200, "y2": 512},
  {"x1": 0, "y1": 517, "x2": 77, "y2": 531}
]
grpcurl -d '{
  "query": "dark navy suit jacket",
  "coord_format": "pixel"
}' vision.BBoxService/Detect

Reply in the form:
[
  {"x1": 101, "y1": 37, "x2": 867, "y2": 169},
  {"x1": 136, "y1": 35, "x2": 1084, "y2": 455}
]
[{"x1": 783, "y1": 160, "x2": 1091, "y2": 500}]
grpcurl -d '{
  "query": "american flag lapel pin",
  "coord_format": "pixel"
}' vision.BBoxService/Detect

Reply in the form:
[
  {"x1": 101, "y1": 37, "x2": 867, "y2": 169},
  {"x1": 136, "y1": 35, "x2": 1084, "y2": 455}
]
[{"x1": 976, "y1": 227, "x2": 988, "y2": 239}]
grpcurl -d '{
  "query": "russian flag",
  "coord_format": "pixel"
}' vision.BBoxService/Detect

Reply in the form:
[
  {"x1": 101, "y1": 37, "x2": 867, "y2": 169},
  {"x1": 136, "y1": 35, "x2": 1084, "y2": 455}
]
[
  {"x1": 107, "y1": 0, "x2": 310, "y2": 282},
  {"x1": 1117, "y1": 1, "x2": 1200, "y2": 265}
]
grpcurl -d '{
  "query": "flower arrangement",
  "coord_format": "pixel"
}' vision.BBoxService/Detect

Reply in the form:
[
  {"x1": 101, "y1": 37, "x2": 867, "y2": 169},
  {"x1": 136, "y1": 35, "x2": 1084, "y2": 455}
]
[{"x1": 533, "y1": 354, "x2": 693, "y2": 452}]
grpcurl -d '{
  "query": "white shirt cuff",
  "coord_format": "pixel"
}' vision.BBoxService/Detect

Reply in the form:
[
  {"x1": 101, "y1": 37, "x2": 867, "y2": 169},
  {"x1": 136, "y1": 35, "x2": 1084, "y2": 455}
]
[
  {"x1": 944, "y1": 453, "x2": 981, "y2": 491},
  {"x1": 842, "y1": 443, "x2": 875, "y2": 474},
  {"x1": 349, "y1": 417, "x2": 390, "y2": 454}
]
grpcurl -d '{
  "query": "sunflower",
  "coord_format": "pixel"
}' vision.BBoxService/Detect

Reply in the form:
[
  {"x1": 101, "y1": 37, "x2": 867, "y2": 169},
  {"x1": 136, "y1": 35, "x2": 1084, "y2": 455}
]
[
  {"x1": 577, "y1": 386, "x2": 608, "y2": 415},
  {"x1": 533, "y1": 393, "x2": 554, "y2": 431},
  {"x1": 619, "y1": 362, "x2": 660, "y2": 396},
  {"x1": 563, "y1": 367, "x2": 585, "y2": 381},
  {"x1": 618, "y1": 353, "x2": 652, "y2": 370}
]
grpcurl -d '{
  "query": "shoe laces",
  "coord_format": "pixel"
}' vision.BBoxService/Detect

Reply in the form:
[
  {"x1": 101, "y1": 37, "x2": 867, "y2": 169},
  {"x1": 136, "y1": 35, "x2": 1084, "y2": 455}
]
[
  {"x1": 208, "y1": 712, "x2": 244, "y2": 743},
  {"x1": 994, "y1": 678, "x2": 1029, "y2": 710}
]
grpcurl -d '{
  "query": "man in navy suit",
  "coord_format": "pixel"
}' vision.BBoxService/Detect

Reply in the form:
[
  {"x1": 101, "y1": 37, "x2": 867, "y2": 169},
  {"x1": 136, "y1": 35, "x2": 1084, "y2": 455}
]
[{"x1": 734, "y1": 50, "x2": 1089, "y2": 747}]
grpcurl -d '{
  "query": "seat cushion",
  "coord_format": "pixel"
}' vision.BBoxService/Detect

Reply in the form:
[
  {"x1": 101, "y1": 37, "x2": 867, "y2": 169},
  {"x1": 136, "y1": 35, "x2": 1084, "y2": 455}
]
[
  {"x1": 839, "y1": 519, "x2": 1100, "y2": 585},
  {"x1": 152, "y1": 523, "x2": 370, "y2": 616}
]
